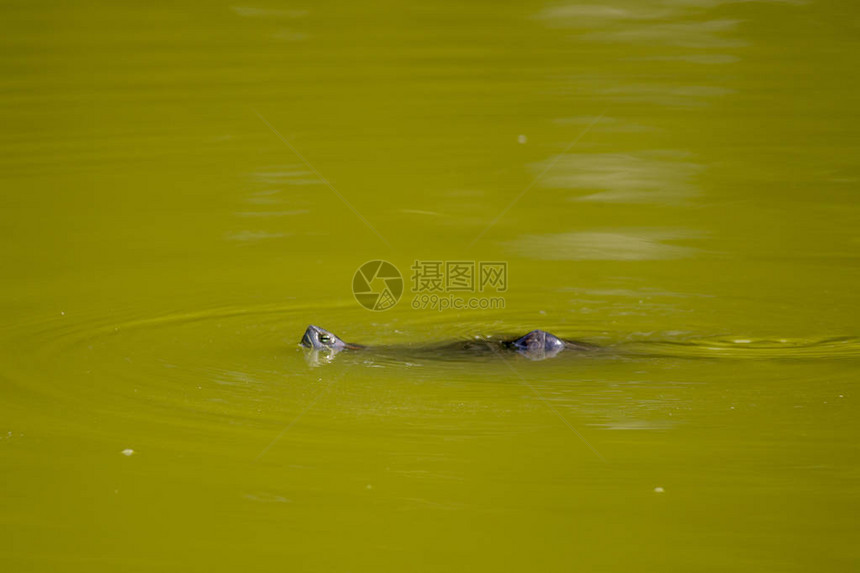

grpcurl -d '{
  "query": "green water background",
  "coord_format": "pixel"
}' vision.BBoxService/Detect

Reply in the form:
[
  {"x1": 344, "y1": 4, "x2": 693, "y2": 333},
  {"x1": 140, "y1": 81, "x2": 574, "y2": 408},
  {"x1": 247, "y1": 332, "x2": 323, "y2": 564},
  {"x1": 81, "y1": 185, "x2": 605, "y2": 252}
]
[{"x1": 1, "y1": 0, "x2": 858, "y2": 570}]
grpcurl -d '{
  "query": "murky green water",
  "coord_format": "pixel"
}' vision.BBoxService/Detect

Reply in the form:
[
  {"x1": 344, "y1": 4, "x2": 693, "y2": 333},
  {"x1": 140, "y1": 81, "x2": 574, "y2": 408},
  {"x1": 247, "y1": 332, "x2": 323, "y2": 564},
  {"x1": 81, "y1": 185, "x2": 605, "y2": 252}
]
[{"x1": 2, "y1": 1, "x2": 858, "y2": 570}]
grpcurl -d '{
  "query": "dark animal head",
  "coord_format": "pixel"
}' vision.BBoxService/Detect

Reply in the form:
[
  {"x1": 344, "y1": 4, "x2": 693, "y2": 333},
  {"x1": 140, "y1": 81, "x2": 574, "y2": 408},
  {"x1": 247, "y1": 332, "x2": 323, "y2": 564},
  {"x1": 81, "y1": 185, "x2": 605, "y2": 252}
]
[
  {"x1": 300, "y1": 325, "x2": 349, "y2": 352},
  {"x1": 510, "y1": 329, "x2": 565, "y2": 360}
]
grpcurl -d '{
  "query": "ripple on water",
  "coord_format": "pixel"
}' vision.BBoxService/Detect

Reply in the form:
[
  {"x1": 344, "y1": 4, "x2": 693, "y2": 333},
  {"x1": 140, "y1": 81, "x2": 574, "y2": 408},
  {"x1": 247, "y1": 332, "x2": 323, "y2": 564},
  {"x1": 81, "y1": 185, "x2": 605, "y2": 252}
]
[
  {"x1": 1, "y1": 304, "x2": 589, "y2": 437},
  {"x1": 0, "y1": 302, "x2": 359, "y2": 441},
  {"x1": 625, "y1": 335, "x2": 860, "y2": 360},
  {"x1": 3, "y1": 302, "x2": 855, "y2": 457}
]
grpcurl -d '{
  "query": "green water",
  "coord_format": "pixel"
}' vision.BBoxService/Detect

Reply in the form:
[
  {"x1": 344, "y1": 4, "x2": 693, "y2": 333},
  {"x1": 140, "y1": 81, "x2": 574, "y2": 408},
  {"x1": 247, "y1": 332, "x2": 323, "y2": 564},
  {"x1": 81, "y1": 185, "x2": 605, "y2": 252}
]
[{"x1": 2, "y1": 0, "x2": 858, "y2": 570}]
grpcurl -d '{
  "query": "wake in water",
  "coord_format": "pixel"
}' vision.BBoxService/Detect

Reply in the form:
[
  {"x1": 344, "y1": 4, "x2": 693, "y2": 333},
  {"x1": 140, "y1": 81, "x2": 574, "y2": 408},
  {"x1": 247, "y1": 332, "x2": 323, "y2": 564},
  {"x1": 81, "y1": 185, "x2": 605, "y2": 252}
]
[{"x1": 621, "y1": 335, "x2": 860, "y2": 360}]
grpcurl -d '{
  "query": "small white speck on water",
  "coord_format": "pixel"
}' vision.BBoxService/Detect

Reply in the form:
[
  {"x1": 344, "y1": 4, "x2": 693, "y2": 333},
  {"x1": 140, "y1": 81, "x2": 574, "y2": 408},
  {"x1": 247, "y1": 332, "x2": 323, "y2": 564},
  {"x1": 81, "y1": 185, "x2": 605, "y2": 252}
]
[
  {"x1": 366, "y1": 484, "x2": 373, "y2": 490},
  {"x1": 121, "y1": 449, "x2": 135, "y2": 457},
  {"x1": 730, "y1": 406, "x2": 735, "y2": 410},
  {"x1": 654, "y1": 487, "x2": 665, "y2": 493},
  {"x1": 60, "y1": 311, "x2": 65, "y2": 316},
  {"x1": 734, "y1": 339, "x2": 751, "y2": 344},
  {"x1": 517, "y1": 134, "x2": 527, "y2": 144},
  {"x1": 839, "y1": 395, "x2": 844, "y2": 398}
]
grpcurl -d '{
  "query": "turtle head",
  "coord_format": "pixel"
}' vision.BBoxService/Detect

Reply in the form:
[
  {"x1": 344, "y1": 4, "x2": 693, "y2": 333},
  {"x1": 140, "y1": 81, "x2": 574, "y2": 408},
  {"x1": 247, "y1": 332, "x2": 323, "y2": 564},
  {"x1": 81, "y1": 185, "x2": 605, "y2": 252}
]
[
  {"x1": 510, "y1": 329, "x2": 565, "y2": 360},
  {"x1": 300, "y1": 325, "x2": 349, "y2": 352}
]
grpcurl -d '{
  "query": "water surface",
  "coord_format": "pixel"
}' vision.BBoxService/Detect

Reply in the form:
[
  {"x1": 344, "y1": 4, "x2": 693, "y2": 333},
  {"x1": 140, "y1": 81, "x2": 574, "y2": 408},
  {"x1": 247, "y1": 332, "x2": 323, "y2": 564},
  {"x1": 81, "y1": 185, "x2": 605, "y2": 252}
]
[{"x1": 1, "y1": 0, "x2": 858, "y2": 571}]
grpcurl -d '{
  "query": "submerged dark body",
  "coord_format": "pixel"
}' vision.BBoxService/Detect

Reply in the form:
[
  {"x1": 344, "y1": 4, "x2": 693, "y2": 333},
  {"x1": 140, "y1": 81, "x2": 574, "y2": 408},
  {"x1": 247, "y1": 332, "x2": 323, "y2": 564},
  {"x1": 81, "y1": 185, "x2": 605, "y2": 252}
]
[{"x1": 299, "y1": 325, "x2": 595, "y2": 362}]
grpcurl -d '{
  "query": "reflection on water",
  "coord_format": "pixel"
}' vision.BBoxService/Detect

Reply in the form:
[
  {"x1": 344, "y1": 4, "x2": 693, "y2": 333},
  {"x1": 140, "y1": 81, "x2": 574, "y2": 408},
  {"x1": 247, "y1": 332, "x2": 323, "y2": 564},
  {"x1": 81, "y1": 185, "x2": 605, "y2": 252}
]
[
  {"x1": 508, "y1": 230, "x2": 699, "y2": 260},
  {"x1": 1, "y1": 0, "x2": 858, "y2": 571},
  {"x1": 541, "y1": 149, "x2": 702, "y2": 203}
]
